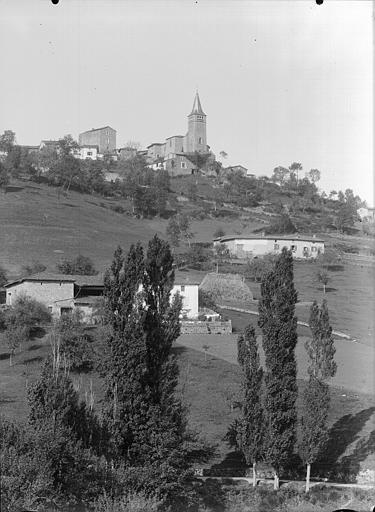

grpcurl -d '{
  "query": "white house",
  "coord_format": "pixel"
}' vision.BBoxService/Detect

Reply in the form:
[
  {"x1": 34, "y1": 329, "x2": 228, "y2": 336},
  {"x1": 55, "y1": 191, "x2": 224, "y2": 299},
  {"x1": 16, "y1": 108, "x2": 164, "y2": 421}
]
[
  {"x1": 4, "y1": 271, "x2": 200, "y2": 322},
  {"x1": 172, "y1": 272, "x2": 200, "y2": 319},
  {"x1": 358, "y1": 207, "x2": 375, "y2": 222},
  {"x1": 214, "y1": 234, "x2": 325, "y2": 259},
  {"x1": 77, "y1": 145, "x2": 99, "y2": 160}
]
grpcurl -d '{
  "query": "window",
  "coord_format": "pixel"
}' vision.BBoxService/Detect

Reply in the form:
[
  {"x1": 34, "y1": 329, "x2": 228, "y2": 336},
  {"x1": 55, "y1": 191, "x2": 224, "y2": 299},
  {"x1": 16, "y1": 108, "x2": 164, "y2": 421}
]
[
  {"x1": 311, "y1": 246, "x2": 317, "y2": 252},
  {"x1": 87, "y1": 151, "x2": 92, "y2": 156},
  {"x1": 60, "y1": 307, "x2": 73, "y2": 316},
  {"x1": 48, "y1": 306, "x2": 53, "y2": 313},
  {"x1": 197, "y1": 115, "x2": 203, "y2": 121},
  {"x1": 181, "y1": 161, "x2": 186, "y2": 169},
  {"x1": 198, "y1": 137, "x2": 203, "y2": 144},
  {"x1": 274, "y1": 243, "x2": 279, "y2": 250},
  {"x1": 291, "y1": 245, "x2": 297, "y2": 252},
  {"x1": 181, "y1": 285, "x2": 185, "y2": 292}
]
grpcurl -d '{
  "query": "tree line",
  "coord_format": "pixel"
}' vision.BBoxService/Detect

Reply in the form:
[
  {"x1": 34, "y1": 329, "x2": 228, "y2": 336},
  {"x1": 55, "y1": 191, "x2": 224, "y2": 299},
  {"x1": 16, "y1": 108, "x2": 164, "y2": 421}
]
[
  {"x1": 232, "y1": 248, "x2": 337, "y2": 491},
  {"x1": 0, "y1": 130, "x2": 366, "y2": 233}
]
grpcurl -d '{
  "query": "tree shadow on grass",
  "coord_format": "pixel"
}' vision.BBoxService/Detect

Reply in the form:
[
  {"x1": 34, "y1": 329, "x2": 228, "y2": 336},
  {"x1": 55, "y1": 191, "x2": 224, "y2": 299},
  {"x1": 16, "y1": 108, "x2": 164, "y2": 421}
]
[
  {"x1": 314, "y1": 406, "x2": 375, "y2": 481},
  {"x1": 0, "y1": 352, "x2": 10, "y2": 361},
  {"x1": 30, "y1": 327, "x2": 48, "y2": 339},
  {"x1": 4, "y1": 185, "x2": 24, "y2": 193},
  {"x1": 28, "y1": 343, "x2": 44, "y2": 351},
  {"x1": 210, "y1": 450, "x2": 247, "y2": 474},
  {"x1": 172, "y1": 345, "x2": 188, "y2": 357},
  {"x1": 338, "y1": 429, "x2": 375, "y2": 479},
  {"x1": 22, "y1": 355, "x2": 43, "y2": 365}
]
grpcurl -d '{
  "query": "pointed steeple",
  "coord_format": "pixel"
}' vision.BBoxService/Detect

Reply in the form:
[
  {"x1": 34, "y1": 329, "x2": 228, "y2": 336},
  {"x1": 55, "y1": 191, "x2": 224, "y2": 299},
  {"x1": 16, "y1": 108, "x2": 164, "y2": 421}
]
[{"x1": 190, "y1": 91, "x2": 205, "y2": 116}]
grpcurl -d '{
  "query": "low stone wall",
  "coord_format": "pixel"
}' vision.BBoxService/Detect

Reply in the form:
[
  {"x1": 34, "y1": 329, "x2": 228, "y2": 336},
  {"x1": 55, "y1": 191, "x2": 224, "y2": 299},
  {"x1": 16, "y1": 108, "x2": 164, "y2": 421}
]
[{"x1": 181, "y1": 320, "x2": 232, "y2": 335}]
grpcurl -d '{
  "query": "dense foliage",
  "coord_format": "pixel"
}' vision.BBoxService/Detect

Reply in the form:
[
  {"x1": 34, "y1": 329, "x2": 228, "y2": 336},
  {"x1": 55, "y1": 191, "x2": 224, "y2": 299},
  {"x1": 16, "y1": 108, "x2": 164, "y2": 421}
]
[
  {"x1": 101, "y1": 235, "x2": 200, "y2": 506},
  {"x1": 57, "y1": 254, "x2": 98, "y2": 275},
  {"x1": 258, "y1": 248, "x2": 298, "y2": 486},
  {"x1": 300, "y1": 300, "x2": 337, "y2": 490},
  {"x1": 236, "y1": 325, "x2": 264, "y2": 483}
]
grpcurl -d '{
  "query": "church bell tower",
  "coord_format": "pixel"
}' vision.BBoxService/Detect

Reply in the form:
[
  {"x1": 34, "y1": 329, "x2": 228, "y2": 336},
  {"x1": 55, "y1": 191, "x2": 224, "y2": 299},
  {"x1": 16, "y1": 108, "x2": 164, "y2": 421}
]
[{"x1": 187, "y1": 92, "x2": 207, "y2": 153}]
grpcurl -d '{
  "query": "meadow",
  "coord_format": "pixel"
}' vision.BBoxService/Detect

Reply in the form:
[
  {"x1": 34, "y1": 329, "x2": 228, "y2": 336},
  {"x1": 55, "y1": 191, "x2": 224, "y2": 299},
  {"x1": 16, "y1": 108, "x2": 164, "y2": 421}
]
[
  {"x1": 1, "y1": 320, "x2": 374, "y2": 481},
  {"x1": 0, "y1": 179, "x2": 262, "y2": 276}
]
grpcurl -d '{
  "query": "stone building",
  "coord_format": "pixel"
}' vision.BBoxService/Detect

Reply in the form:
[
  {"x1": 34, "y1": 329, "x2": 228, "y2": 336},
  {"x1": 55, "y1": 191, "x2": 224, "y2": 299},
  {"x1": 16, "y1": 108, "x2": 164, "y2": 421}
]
[
  {"x1": 145, "y1": 92, "x2": 210, "y2": 175},
  {"x1": 214, "y1": 234, "x2": 325, "y2": 260},
  {"x1": 4, "y1": 271, "x2": 200, "y2": 323},
  {"x1": 79, "y1": 126, "x2": 116, "y2": 154}
]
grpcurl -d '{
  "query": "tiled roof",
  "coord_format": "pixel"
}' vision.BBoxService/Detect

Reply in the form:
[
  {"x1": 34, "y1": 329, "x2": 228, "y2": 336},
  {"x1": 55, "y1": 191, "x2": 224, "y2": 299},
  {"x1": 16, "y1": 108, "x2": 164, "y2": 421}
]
[
  {"x1": 80, "y1": 126, "x2": 115, "y2": 134},
  {"x1": 5, "y1": 271, "x2": 201, "y2": 288},
  {"x1": 215, "y1": 235, "x2": 325, "y2": 243},
  {"x1": 147, "y1": 142, "x2": 165, "y2": 148},
  {"x1": 5, "y1": 273, "x2": 104, "y2": 288}
]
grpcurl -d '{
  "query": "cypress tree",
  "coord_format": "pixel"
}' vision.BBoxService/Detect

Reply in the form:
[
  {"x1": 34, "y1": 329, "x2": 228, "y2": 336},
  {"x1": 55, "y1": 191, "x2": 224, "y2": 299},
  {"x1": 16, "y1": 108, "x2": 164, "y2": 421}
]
[
  {"x1": 236, "y1": 324, "x2": 264, "y2": 486},
  {"x1": 258, "y1": 247, "x2": 298, "y2": 489},
  {"x1": 300, "y1": 300, "x2": 337, "y2": 492}
]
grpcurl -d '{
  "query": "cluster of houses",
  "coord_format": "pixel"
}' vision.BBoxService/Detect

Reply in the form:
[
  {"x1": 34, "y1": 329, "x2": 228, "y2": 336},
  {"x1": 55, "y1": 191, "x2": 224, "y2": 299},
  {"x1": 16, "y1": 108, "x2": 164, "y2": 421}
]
[
  {"x1": 17, "y1": 92, "x2": 252, "y2": 180},
  {"x1": 3, "y1": 234, "x2": 326, "y2": 325},
  {"x1": 4, "y1": 271, "x2": 200, "y2": 324}
]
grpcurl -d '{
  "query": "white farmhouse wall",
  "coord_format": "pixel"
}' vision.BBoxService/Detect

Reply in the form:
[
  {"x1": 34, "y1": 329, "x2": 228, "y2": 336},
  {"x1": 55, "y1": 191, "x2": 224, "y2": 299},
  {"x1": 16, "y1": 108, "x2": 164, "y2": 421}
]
[
  {"x1": 217, "y1": 237, "x2": 324, "y2": 260},
  {"x1": 80, "y1": 147, "x2": 98, "y2": 160},
  {"x1": 172, "y1": 284, "x2": 199, "y2": 319}
]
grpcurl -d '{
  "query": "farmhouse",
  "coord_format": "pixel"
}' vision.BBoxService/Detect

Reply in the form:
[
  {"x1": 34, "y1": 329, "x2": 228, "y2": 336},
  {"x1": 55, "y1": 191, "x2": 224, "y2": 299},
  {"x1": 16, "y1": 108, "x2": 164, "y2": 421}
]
[
  {"x1": 4, "y1": 271, "x2": 200, "y2": 323},
  {"x1": 214, "y1": 234, "x2": 325, "y2": 259}
]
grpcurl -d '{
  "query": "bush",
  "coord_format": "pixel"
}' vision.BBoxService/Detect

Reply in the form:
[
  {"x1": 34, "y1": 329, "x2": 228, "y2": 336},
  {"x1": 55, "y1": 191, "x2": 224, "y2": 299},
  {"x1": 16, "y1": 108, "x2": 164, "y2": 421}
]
[
  {"x1": 0, "y1": 265, "x2": 7, "y2": 287},
  {"x1": 94, "y1": 492, "x2": 161, "y2": 512},
  {"x1": 110, "y1": 204, "x2": 126, "y2": 214},
  {"x1": 198, "y1": 289, "x2": 217, "y2": 311},
  {"x1": 57, "y1": 254, "x2": 98, "y2": 275},
  {"x1": 265, "y1": 213, "x2": 297, "y2": 234},
  {"x1": 5, "y1": 295, "x2": 51, "y2": 338},
  {"x1": 54, "y1": 311, "x2": 94, "y2": 371},
  {"x1": 244, "y1": 254, "x2": 277, "y2": 282}
]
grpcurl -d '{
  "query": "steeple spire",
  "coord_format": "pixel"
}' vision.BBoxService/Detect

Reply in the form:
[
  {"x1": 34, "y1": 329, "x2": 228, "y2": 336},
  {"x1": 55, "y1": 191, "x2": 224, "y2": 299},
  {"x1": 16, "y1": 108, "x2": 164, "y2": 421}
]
[{"x1": 190, "y1": 91, "x2": 205, "y2": 116}]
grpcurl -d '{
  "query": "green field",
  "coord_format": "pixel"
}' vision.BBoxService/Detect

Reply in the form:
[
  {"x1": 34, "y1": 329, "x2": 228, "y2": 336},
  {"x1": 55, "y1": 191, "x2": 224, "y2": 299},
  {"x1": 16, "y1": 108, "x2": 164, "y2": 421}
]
[
  {"x1": 220, "y1": 258, "x2": 375, "y2": 348},
  {"x1": 1, "y1": 322, "x2": 374, "y2": 480},
  {"x1": 0, "y1": 179, "x2": 262, "y2": 276}
]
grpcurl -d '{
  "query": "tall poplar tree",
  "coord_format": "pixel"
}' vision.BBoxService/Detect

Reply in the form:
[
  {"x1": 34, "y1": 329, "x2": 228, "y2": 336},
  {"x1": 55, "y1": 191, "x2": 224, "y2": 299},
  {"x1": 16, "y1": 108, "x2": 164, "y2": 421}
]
[
  {"x1": 258, "y1": 248, "x2": 298, "y2": 489},
  {"x1": 102, "y1": 236, "x2": 188, "y2": 498},
  {"x1": 300, "y1": 300, "x2": 337, "y2": 492},
  {"x1": 236, "y1": 324, "x2": 264, "y2": 486}
]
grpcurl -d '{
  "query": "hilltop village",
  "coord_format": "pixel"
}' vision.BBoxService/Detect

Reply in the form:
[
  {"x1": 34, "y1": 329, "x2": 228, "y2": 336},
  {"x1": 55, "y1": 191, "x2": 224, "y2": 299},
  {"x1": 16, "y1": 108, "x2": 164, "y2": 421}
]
[{"x1": 0, "y1": 92, "x2": 374, "y2": 512}]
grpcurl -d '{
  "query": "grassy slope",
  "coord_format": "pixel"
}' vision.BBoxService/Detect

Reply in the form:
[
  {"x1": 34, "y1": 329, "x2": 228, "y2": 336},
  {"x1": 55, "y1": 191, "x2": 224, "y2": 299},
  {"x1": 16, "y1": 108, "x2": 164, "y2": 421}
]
[
  {"x1": 0, "y1": 179, "x2": 264, "y2": 276},
  {"x1": 1, "y1": 324, "x2": 373, "y2": 479},
  {"x1": 0, "y1": 181, "x2": 163, "y2": 275}
]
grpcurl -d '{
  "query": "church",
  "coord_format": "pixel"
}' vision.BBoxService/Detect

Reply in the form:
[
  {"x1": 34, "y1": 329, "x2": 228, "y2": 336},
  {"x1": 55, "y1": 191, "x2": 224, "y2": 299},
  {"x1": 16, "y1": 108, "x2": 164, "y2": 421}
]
[{"x1": 144, "y1": 92, "x2": 212, "y2": 176}]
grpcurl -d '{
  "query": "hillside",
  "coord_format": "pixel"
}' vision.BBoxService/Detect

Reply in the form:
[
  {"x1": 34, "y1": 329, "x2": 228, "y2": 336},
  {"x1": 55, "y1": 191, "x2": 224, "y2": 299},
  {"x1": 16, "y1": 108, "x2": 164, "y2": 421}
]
[{"x1": 0, "y1": 178, "x2": 265, "y2": 276}]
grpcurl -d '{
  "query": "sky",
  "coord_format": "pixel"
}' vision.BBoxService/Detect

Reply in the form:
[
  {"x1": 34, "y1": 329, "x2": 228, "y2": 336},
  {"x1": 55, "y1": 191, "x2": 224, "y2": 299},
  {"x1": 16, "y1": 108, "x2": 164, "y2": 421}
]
[{"x1": 0, "y1": 0, "x2": 373, "y2": 204}]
